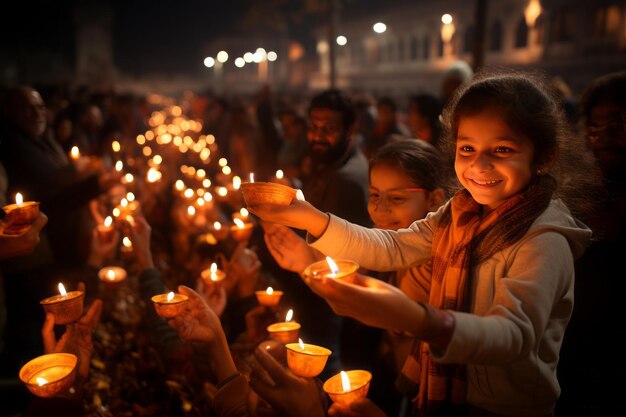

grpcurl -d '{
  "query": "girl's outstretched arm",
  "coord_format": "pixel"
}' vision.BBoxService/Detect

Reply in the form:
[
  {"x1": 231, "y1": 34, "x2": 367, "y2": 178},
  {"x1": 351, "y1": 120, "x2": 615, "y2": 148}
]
[{"x1": 247, "y1": 200, "x2": 330, "y2": 238}]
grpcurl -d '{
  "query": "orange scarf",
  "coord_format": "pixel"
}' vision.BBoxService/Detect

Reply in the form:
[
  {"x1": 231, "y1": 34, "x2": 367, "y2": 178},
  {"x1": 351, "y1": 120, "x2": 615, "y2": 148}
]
[{"x1": 399, "y1": 177, "x2": 555, "y2": 417}]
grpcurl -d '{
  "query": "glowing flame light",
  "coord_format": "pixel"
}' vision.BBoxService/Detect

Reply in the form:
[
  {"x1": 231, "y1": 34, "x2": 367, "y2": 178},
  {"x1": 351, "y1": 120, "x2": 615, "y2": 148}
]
[
  {"x1": 275, "y1": 169, "x2": 284, "y2": 179},
  {"x1": 167, "y1": 292, "x2": 175, "y2": 302},
  {"x1": 70, "y1": 146, "x2": 80, "y2": 160},
  {"x1": 232, "y1": 176, "x2": 241, "y2": 190},
  {"x1": 115, "y1": 161, "x2": 123, "y2": 172},
  {"x1": 104, "y1": 216, "x2": 113, "y2": 227},
  {"x1": 210, "y1": 262, "x2": 218, "y2": 281},
  {"x1": 58, "y1": 283, "x2": 68, "y2": 297},
  {"x1": 266, "y1": 286, "x2": 274, "y2": 295},
  {"x1": 285, "y1": 309, "x2": 293, "y2": 322},
  {"x1": 107, "y1": 270, "x2": 116, "y2": 281},
  {"x1": 175, "y1": 180, "x2": 185, "y2": 191},
  {"x1": 239, "y1": 208, "x2": 249, "y2": 218},
  {"x1": 36, "y1": 377, "x2": 48, "y2": 386},
  {"x1": 147, "y1": 167, "x2": 162, "y2": 183},
  {"x1": 15, "y1": 193, "x2": 23, "y2": 205},
  {"x1": 340, "y1": 371, "x2": 351, "y2": 392},
  {"x1": 187, "y1": 206, "x2": 196, "y2": 216},
  {"x1": 298, "y1": 338, "x2": 305, "y2": 350},
  {"x1": 325, "y1": 256, "x2": 339, "y2": 277},
  {"x1": 213, "y1": 222, "x2": 221, "y2": 230},
  {"x1": 233, "y1": 218, "x2": 245, "y2": 229},
  {"x1": 249, "y1": 173, "x2": 255, "y2": 183},
  {"x1": 123, "y1": 237, "x2": 132, "y2": 248}
]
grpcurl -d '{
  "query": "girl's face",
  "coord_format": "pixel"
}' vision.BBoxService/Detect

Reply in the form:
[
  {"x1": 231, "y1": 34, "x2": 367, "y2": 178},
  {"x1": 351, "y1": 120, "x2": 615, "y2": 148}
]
[
  {"x1": 368, "y1": 164, "x2": 433, "y2": 230},
  {"x1": 455, "y1": 110, "x2": 535, "y2": 214}
]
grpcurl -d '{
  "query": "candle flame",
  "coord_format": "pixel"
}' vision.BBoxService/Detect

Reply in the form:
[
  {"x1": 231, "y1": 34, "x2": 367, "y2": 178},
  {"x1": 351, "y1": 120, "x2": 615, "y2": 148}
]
[
  {"x1": 340, "y1": 371, "x2": 351, "y2": 392},
  {"x1": 266, "y1": 286, "x2": 273, "y2": 295},
  {"x1": 58, "y1": 283, "x2": 68, "y2": 297},
  {"x1": 123, "y1": 237, "x2": 132, "y2": 248},
  {"x1": 232, "y1": 176, "x2": 241, "y2": 190},
  {"x1": 222, "y1": 166, "x2": 231, "y2": 175},
  {"x1": 296, "y1": 189, "x2": 305, "y2": 201},
  {"x1": 70, "y1": 146, "x2": 80, "y2": 159},
  {"x1": 204, "y1": 192, "x2": 213, "y2": 202},
  {"x1": 104, "y1": 216, "x2": 113, "y2": 227},
  {"x1": 112, "y1": 207, "x2": 121, "y2": 217},
  {"x1": 285, "y1": 309, "x2": 293, "y2": 322},
  {"x1": 115, "y1": 160, "x2": 123, "y2": 172},
  {"x1": 15, "y1": 193, "x2": 23, "y2": 205},
  {"x1": 167, "y1": 292, "x2": 175, "y2": 302},
  {"x1": 147, "y1": 167, "x2": 161, "y2": 182},
  {"x1": 126, "y1": 192, "x2": 135, "y2": 202},
  {"x1": 213, "y1": 221, "x2": 221, "y2": 230},
  {"x1": 187, "y1": 206, "x2": 196, "y2": 216},
  {"x1": 233, "y1": 218, "x2": 245, "y2": 229},
  {"x1": 325, "y1": 256, "x2": 339, "y2": 277},
  {"x1": 249, "y1": 173, "x2": 255, "y2": 183},
  {"x1": 106, "y1": 269, "x2": 115, "y2": 281},
  {"x1": 239, "y1": 208, "x2": 249, "y2": 218},
  {"x1": 217, "y1": 187, "x2": 227, "y2": 197},
  {"x1": 120, "y1": 198, "x2": 128, "y2": 207},
  {"x1": 175, "y1": 180, "x2": 185, "y2": 191},
  {"x1": 298, "y1": 338, "x2": 305, "y2": 350},
  {"x1": 275, "y1": 169, "x2": 284, "y2": 179},
  {"x1": 36, "y1": 377, "x2": 48, "y2": 386},
  {"x1": 184, "y1": 188, "x2": 194, "y2": 198},
  {"x1": 112, "y1": 140, "x2": 121, "y2": 152},
  {"x1": 210, "y1": 263, "x2": 217, "y2": 273},
  {"x1": 124, "y1": 173, "x2": 134, "y2": 183},
  {"x1": 125, "y1": 215, "x2": 135, "y2": 226}
]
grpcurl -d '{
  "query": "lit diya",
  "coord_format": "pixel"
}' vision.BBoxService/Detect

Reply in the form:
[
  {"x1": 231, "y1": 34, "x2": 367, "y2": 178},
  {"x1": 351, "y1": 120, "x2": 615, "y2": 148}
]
[
  {"x1": 323, "y1": 370, "x2": 372, "y2": 406},
  {"x1": 19, "y1": 353, "x2": 78, "y2": 398},
  {"x1": 303, "y1": 256, "x2": 359, "y2": 283},
  {"x1": 230, "y1": 217, "x2": 254, "y2": 241},
  {"x1": 151, "y1": 291, "x2": 189, "y2": 318},
  {"x1": 286, "y1": 338, "x2": 332, "y2": 378},
  {"x1": 98, "y1": 266, "x2": 127, "y2": 283},
  {"x1": 255, "y1": 286, "x2": 283, "y2": 307},
  {"x1": 266, "y1": 309, "x2": 300, "y2": 343},
  {"x1": 40, "y1": 283, "x2": 85, "y2": 325},
  {"x1": 1, "y1": 193, "x2": 40, "y2": 235},
  {"x1": 240, "y1": 174, "x2": 297, "y2": 206},
  {"x1": 201, "y1": 262, "x2": 226, "y2": 283}
]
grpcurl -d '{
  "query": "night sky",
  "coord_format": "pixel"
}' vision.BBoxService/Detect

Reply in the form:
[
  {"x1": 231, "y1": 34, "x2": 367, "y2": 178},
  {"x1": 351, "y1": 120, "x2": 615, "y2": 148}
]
[{"x1": 2, "y1": 0, "x2": 395, "y2": 78}]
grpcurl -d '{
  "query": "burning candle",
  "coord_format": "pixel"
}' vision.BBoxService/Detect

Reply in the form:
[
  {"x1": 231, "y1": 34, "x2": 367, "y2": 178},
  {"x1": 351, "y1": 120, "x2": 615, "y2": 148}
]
[
  {"x1": 255, "y1": 286, "x2": 283, "y2": 307},
  {"x1": 323, "y1": 370, "x2": 372, "y2": 406},
  {"x1": 230, "y1": 217, "x2": 254, "y2": 241},
  {"x1": 40, "y1": 283, "x2": 85, "y2": 325},
  {"x1": 70, "y1": 146, "x2": 80, "y2": 160},
  {"x1": 98, "y1": 266, "x2": 127, "y2": 283},
  {"x1": 97, "y1": 216, "x2": 115, "y2": 242},
  {"x1": 285, "y1": 338, "x2": 332, "y2": 378},
  {"x1": 151, "y1": 291, "x2": 189, "y2": 318},
  {"x1": 209, "y1": 221, "x2": 229, "y2": 240},
  {"x1": 1, "y1": 193, "x2": 40, "y2": 235},
  {"x1": 115, "y1": 160, "x2": 123, "y2": 172},
  {"x1": 303, "y1": 257, "x2": 359, "y2": 283},
  {"x1": 232, "y1": 176, "x2": 241, "y2": 190},
  {"x1": 147, "y1": 167, "x2": 162, "y2": 183},
  {"x1": 240, "y1": 181, "x2": 297, "y2": 207},
  {"x1": 121, "y1": 236, "x2": 133, "y2": 253},
  {"x1": 266, "y1": 309, "x2": 301, "y2": 343},
  {"x1": 201, "y1": 262, "x2": 226, "y2": 283},
  {"x1": 19, "y1": 353, "x2": 78, "y2": 398}
]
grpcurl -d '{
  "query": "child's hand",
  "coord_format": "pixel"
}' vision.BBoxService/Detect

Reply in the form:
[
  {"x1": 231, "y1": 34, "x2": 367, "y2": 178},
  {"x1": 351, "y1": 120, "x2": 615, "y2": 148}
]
[
  {"x1": 249, "y1": 346, "x2": 326, "y2": 417},
  {"x1": 248, "y1": 200, "x2": 329, "y2": 238},
  {"x1": 168, "y1": 285, "x2": 226, "y2": 344},
  {"x1": 127, "y1": 215, "x2": 154, "y2": 270},
  {"x1": 263, "y1": 223, "x2": 318, "y2": 273},
  {"x1": 86, "y1": 225, "x2": 120, "y2": 268},
  {"x1": 328, "y1": 398, "x2": 389, "y2": 417},
  {"x1": 0, "y1": 211, "x2": 48, "y2": 260},
  {"x1": 306, "y1": 273, "x2": 427, "y2": 335}
]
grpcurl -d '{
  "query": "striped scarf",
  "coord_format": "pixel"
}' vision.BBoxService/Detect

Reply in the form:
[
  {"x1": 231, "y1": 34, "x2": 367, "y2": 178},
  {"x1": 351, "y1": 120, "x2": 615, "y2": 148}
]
[{"x1": 398, "y1": 177, "x2": 556, "y2": 417}]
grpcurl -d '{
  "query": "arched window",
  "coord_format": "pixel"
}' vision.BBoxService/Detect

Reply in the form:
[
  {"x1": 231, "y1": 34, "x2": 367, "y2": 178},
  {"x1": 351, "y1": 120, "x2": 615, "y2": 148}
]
[
  {"x1": 423, "y1": 34, "x2": 431, "y2": 60},
  {"x1": 410, "y1": 36, "x2": 419, "y2": 60},
  {"x1": 515, "y1": 16, "x2": 529, "y2": 48},
  {"x1": 551, "y1": 8, "x2": 576, "y2": 42},
  {"x1": 593, "y1": 5, "x2": 621, "y2": 37},
  {"x1": 489, "y1": 19, "x2": 503, "y2": 51},
  {"x1": 463, "y1": 25, "x2": 475, "y2": 53}
]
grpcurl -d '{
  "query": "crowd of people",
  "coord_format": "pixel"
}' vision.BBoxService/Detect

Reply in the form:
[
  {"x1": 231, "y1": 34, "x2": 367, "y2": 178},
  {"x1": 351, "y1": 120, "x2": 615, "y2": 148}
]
[{"x1": 0, "y1": 65, "x2": 624, "y2": 417}]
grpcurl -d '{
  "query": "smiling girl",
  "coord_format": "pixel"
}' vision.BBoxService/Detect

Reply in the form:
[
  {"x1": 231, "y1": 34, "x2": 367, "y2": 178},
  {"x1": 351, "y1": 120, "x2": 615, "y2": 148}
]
[{"x1": 249, "y1": 72, "x2": 602, "y2": 417}]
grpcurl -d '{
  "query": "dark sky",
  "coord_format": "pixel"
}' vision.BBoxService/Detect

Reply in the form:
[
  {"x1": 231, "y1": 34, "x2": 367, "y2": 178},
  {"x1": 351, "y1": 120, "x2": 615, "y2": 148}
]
[{"x1": 2, "y1": 0, "x2": 398, "y2": 78}]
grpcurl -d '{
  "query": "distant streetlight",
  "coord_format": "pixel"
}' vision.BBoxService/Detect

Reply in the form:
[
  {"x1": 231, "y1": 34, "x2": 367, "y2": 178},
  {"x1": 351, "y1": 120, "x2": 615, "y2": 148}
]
[
  {"x1": 203, "y1": 57, "x2": 215, "y2": 68},
  {"x1": 216, "y1": 50, "x2": 229, "y2": 63},
  {"x1": 244, "y1": 52, "x2": 254, "y2": 63},
  {"x1": 441, "y1": 14, "x2": 456, "y2": 56},
  {"x1": 373, "y1": 22, "x2": 386, "y2": 33},
  {"x1": 525, "y1": 0, "x2": 542, "y2": 27},
  {"x1": 235, "y1": 57, "x2": 245, "y2": 68},
  {"x1": 336, "y1": 35, "x2": 347, "y2": 46},
  {"x1": 267, "y1": 51, "x2": 277, "y2": 62}
]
